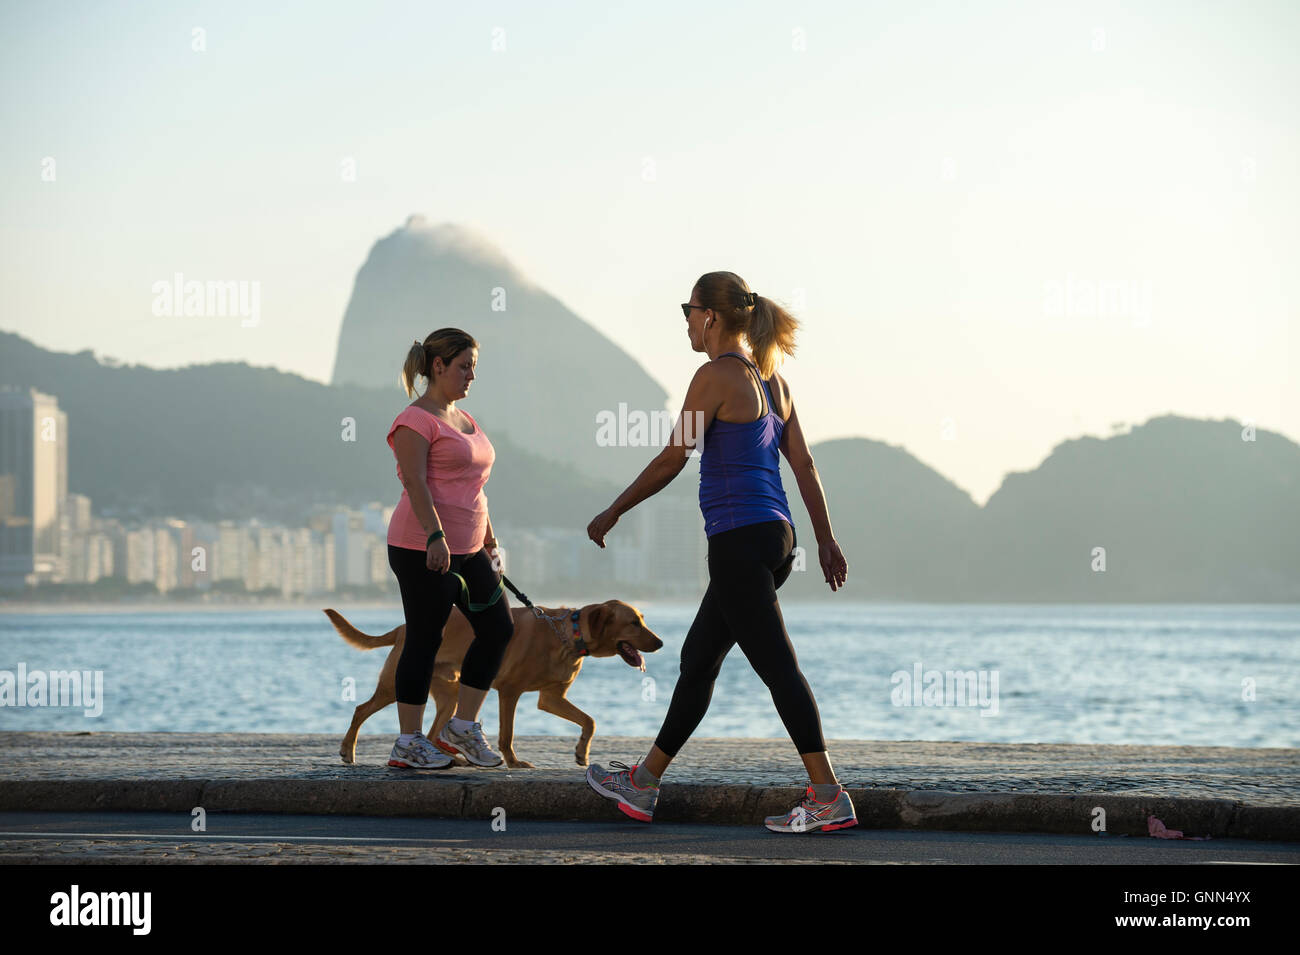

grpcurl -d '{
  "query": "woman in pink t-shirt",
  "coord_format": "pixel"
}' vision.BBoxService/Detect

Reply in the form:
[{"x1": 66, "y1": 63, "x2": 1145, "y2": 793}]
[{"x1": 383, "y1": 328, "x2": 513, "y2": 770}]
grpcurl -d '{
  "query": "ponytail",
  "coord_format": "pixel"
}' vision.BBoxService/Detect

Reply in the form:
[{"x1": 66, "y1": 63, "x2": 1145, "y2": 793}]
[
  {"x1": 400, "y1": 340, "x2": 428, "y2": 397},
  {"x1": 745, "y1": 293, "x2": 799, "y2": 379}
]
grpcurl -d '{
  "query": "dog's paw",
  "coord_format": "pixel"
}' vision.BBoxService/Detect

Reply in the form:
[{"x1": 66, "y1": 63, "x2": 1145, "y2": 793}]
[
  {"x1": 574, "y1": 753, "x2": 589, "y2": 767},
  {"x1": 340, "y1": 751, "x2": 355, "y2": 765},
  {"x1": 508, "y1": 759, "x2": 535, "y2": 769}
]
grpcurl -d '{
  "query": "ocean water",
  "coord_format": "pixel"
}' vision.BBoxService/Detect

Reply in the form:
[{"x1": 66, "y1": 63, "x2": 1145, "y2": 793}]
[{"x1": 1, "y1": 603, "x2": 1297, "y2": 748}]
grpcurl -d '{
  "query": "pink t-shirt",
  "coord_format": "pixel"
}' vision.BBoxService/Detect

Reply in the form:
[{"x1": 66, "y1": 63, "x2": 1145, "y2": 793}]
[{"x1": 385, "y1": 405, "x2": 496, "y2": 554}]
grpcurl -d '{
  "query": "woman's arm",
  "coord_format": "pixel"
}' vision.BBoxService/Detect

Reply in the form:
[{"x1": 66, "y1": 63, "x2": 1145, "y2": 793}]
[
  {"x1": 587, "y1": 363, "x2": 721, "y2": 547},
  {"x1": 392, "y1": 426, "x2": 450, "y2": 571},
  {"x1": 779, "y1": 399, "x2": 848, "y2": 590},
  {"x1": 482, "y1": 514, "x2": 502, "y2": 572}
]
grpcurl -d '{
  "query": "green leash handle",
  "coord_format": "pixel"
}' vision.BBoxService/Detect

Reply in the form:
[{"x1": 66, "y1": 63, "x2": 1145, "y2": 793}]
[{"x1": 449, "y1": 571, "x2": 505, "y2": 612}]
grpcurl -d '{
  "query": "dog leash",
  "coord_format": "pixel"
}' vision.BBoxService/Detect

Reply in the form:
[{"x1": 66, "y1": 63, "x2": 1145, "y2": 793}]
[
  {"x1": 501, "y1": 574, "x2": 589, "y2": 657},
  {"x1": 450, "y1": 571, "x2": 504, "y2": 613}
]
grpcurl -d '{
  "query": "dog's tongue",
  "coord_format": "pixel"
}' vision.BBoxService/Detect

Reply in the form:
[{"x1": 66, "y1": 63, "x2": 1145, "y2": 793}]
[{"x1": 617, "y1": 641, "x2": 646, "y2": 672}]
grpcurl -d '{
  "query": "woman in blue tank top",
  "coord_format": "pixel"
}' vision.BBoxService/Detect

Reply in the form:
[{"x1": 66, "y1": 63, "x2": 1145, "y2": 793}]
[{"x1": 584, "y1": 271, "x2": 855, "y2": 833}]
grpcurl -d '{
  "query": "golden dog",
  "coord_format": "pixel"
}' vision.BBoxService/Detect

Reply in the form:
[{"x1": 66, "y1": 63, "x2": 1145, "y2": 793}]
[{"x1": 325, "y1": 600, "x2": 663, "y2": 768}]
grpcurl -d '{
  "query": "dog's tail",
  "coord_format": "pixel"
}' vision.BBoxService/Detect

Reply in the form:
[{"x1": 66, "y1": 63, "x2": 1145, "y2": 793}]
[{"x1": 323, "y1": 608, "x2": 401, "y2": 650}]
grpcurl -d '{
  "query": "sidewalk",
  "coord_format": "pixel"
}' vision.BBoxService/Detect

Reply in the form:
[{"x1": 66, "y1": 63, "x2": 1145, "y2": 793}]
[{"x1": 1, "y1": 732, "x2": 1297, "y2": 841}]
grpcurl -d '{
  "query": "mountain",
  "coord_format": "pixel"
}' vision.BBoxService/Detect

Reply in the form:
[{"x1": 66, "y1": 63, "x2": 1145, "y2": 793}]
[
  {"x1": 968, "y1": 415, "x2": 1300, "y2": 601},
  {"x1": 331, "y1": 216, "x2": 669, "y2": 483},
  {"x1": 773, "y1": 415, "x2": 1300, "y2": 602}
]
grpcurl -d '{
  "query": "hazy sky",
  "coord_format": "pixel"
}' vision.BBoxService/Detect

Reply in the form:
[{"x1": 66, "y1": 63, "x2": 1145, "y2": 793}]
[{"x1": 2, "y1": 0, "x2": 1296, "y2": 504}]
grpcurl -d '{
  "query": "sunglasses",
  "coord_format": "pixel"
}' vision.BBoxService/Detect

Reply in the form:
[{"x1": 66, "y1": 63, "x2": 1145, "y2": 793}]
[{"x1": 680, "y1": 303, "x2": 710, "y2": 319}]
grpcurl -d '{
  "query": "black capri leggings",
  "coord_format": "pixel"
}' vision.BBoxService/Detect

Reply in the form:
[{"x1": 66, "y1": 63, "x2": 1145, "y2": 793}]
[
  {"x1": 654, "y1": 519, "x2": 826, "y2": 757},
  {"x1": 388, "y1": 544, "x2": 514, "y2": 703}
]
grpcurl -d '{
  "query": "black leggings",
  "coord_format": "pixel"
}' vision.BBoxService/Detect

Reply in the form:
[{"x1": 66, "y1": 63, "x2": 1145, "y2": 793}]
[
  {"x1": 388, "y1": 544, "x2": 514, "y2": 703},
  {"x1": 654, "y1": 519, "x2": 826, "y2": 757}
]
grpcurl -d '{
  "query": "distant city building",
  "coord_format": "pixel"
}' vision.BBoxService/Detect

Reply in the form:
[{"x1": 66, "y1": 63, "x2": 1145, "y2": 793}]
[
  {"x1": 59, "y1": 493, "x2": 111, "y2": 584},
  {"x1": 215, "y1": 521, "x2": 249, "y2": 584},
  {"x1": 283, "y1": 527, "x2": 325, "y2": 596},
  {"x1": 0, "y1": 387, "x2": 67, "y2": 589},
  {"x1": 65, "y1": 493, "x2": 92, "y2": 531},
  {"x1": 153, "y1": 525, "x2": 180, "y2": 593},
  {"x1": 332, "y1": 506, "x2": 386, "y2": 590},
  {"x1": 124, "y1": 526, "x2": 156, "y2": 586}
]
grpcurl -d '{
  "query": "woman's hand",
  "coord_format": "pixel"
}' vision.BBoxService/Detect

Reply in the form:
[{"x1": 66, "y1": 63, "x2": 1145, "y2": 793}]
[
  {"x1": 587, "y1": 508, "x2": 619, "y2": 548},
  {"x1": 819, "y1": 538, "x2": 848, "y2": 591},
  {"x1": 426, "y1": 537, "x2": 451, "y2": 573}
]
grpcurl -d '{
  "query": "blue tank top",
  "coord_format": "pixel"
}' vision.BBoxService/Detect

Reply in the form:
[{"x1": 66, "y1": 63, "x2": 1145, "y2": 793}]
[{"x1": 698, "y1": 352, "x2": 795, "y2": 537}]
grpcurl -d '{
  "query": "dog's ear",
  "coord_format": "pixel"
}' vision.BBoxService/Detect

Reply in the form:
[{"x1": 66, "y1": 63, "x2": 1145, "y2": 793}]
[{"x1": 586, "y1": 604, "x2": 605, "y2": 640}]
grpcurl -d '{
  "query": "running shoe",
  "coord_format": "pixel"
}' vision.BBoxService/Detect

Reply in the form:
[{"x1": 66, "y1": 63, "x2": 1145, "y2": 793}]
[
  {"x1": 388, "y1": 731, "x2": 454, "y2": 769},
  {"x1": 765, "y1": 785, "x2": 858, "y2": 833},
  {"x1": 436, "y1": 719, "x2": 504, "y2": 767},
  {"x1": 586, "y1": 760, "x2": 659, "y2": 822}
]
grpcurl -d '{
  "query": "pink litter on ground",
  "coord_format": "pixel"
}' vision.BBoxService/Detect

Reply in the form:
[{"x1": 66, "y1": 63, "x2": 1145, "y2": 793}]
[{"x1": 1147, "y1": 815, "x2": 1212, "y2": 840}]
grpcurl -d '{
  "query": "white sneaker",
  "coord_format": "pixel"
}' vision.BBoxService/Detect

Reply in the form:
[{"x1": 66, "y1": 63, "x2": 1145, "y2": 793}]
[
  {"x1": 436, "y1": 720, "x2": 503, "y2": 767},
  {"x1": 388, "y1": 732, "x2": 454, "y2": 769}
]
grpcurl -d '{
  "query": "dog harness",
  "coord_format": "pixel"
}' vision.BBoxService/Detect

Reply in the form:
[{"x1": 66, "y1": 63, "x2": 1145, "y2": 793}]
[{"x1": 499, "y1": 576, "x2": 588, "y2": 658}]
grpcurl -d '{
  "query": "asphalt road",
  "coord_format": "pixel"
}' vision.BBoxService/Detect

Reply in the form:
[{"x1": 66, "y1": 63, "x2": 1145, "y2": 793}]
[{"x1": 1, "y1": 811, "x2": 1296, "y2": 864}]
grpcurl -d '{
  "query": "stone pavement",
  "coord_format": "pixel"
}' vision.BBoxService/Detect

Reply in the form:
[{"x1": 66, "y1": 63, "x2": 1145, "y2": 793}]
[{"x1": 1, "y1": 732, "x2": 1296, "y2": 842}]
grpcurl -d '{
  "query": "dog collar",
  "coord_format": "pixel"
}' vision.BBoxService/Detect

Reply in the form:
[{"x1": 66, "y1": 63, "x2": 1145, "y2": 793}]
[{"x1": 569, "y1": 610, "x2": 589, "y2": 657}]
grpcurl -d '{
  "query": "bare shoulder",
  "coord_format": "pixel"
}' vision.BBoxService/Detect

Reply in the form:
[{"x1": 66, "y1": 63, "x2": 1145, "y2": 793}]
[
  {"x1": 770, "y1": 370, "x2": 792, "y2": 419},
  {"x1": 692, "y1": 359, "x2": 723, "y2": 385},
  {"x1": 771, "y1": 369, "x2": 790, "y2": 400},
  {"x1": 704, "y1": 353, "x2": 750, "y2": 384}
]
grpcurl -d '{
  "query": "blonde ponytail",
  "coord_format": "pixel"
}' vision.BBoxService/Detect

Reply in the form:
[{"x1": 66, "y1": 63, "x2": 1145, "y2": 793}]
[
  {"x1": 400, "y1": 340, "x2": 428, "y2": 397},
  {"x1": 745, "y1": 293, "x2": 799, "y2": 379}
]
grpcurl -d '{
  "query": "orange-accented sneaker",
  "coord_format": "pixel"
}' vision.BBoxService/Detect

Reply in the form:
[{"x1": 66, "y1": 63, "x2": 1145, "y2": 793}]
[
  {"x1": 586, "y1": 760, "x2": 659, "y2": 822},
  {"x1": 765, "y1": 785, "x2": 857, "y2": 833}
]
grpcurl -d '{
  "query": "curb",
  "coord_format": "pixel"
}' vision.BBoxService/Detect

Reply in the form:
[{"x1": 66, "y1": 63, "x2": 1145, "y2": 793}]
[{"x1": 2, "y1": 779, "x2": 1296, "y2": 840}]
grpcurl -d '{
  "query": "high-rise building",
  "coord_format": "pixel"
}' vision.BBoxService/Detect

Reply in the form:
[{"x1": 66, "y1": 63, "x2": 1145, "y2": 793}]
[
  {"x1": 0, "y1": 388, "x2": 68, "y2": 589},
  {"x1": 164, "y1": 518, "x2": 197, "y2": 590},
  {"x1": 215, "y1": 521, "x2": 249, "y2": 584},
  {"x1": 124, "y1": 526, "x2": 156, "y2": 585},
  {"x1": 59, "y1": 493, "x2": 92, "y2": 582},
  {"x1": 154, "y1": 525, "x2": 179, "y2": 593},
  {"x1": 65, "y1": 493, "x2": 92, "y2": 531},
  {"x1": 332, "y1": 508, "x2": 372, "y2": 588}
]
